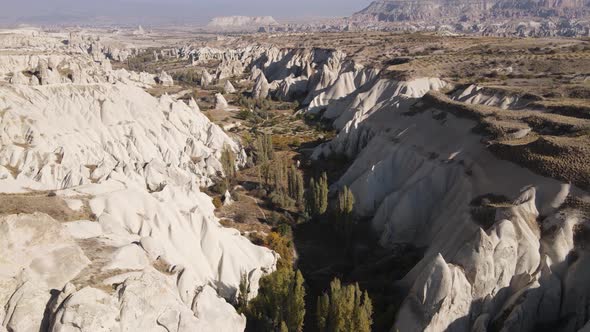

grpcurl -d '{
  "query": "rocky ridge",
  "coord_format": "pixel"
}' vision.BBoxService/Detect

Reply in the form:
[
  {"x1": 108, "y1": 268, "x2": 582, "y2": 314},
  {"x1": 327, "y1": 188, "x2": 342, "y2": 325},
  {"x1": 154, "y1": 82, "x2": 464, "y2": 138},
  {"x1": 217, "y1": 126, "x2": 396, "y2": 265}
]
[
  {"x1": 0, "y1": 30, "x2": 276, "y2": 332},
  {"x1": 3, "y1": 28, "x2": 590, "y2": 331},
  {"x1": 207, "y1": 16, "x2": 279, "y2": 31},
  {"x1": 348, "y1": 0, "x2": 590, "y2": 36},
  {"x1": 180, "y1": 42, "x2": 590, "y2": 331}
]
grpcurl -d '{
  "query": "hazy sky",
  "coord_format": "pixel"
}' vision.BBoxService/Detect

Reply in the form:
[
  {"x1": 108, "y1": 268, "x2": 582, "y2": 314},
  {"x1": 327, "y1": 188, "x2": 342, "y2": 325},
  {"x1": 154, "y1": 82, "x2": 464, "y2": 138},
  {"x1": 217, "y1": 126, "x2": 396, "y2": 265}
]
[{"x1": 1, "y1": 0, "x2": 373, "y2": 25}]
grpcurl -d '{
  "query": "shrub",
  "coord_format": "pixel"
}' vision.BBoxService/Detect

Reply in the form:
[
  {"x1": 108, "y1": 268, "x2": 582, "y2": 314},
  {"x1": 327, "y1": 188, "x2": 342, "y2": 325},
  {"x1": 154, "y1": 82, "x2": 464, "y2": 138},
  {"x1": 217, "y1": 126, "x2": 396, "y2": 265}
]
[
  {"x1": 265, "y1": 231, "x2": 293, "y2": 269},
  {"x1": 212, "y1": 196, "x2": 223, "y2": 209}
]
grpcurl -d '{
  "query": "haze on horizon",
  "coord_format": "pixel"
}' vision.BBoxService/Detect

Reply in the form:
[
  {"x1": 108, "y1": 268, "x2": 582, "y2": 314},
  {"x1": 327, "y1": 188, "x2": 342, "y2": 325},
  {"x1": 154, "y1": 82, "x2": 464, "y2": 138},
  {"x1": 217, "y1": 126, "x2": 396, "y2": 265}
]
[{"x1": 0, "y1": 0, "x2": 373, "y2": 26}]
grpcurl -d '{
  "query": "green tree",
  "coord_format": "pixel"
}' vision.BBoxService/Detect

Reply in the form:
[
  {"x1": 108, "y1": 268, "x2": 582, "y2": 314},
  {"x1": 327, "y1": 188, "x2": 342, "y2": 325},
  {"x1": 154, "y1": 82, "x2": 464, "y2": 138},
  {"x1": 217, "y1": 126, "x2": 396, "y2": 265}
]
[
  {"x1": 254, "y1": 133, "x2": 274, "y2": 164},
  {"x1": 220, "y1": 145, "x2": 236, "y2": 186},
  {"x1": 271, "y1": 157, "x2": 287, "y2": 192},
  {"x1": 237, "y1": 271, "x2": 250, "y2": 314},
  {"x1": 316, "y1": 278, "x2": 373, "y2": 332},
  {"x1": 286, "y1": 270, "x2": 306, "y2": 331},
  {"x1": 265, "y1": 231, "x2": 293, "y2": 270},
  {"x1": 317, "y1": 293, "x2": 330, "y2": 332},
  {"x1": 337, "y1": 186, "x2": 354, "y2": 218},
  {"x1": 248, "y1": 268, "x2": 306, "y2": 332},
  {"x1": 288, "y1": 165, "x2": 304, "y2": 206},
  {"x1": 280, "y1": 321, "x2": 289, "y2": 332},
  {"x1": 307, "y1": 172, "x2": 328, "y2": 217},
  {"x1": 336, "y1": 186, "x2": 355, "y2": 244}
]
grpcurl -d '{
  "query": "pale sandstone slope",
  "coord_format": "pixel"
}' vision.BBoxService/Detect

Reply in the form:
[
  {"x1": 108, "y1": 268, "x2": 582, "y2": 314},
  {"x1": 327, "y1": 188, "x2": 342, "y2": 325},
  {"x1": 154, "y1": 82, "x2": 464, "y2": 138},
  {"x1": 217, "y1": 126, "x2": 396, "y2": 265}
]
[
  {"x1": 193, "y1": 43, "x2": 590, "y2": 331},
  {"x1": 0, "y1": 30, "x2": 276, "y2": 332}
]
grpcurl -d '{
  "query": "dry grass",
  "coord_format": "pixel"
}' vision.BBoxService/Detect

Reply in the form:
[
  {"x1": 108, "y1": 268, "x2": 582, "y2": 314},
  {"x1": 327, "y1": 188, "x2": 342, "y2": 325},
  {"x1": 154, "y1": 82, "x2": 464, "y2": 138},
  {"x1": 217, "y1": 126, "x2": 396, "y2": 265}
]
[
  {"x1": 413, "y1": 91, "x2": 590, "y2": 190},
  {"x1": 531, "y1": 99, "x2": 590, "y2": 120},
  {"x1": 145, "y1": 85, "x2": 184, "y2": 97},
  {"x1": 0, "y1": 192, "x2": 95, "y2": 222},
  {"x1": 3, "y1": 164, "x2": 20, "y2": 178},
  {"x1": 70, "y1": 238, "x2": 135, "y2": 294},
  {"x1": 420, "y1": 92, "x2": 590, "y2": 137},
  {"x1": 219, "y1": 217, "x2": 272, "y2": 234},
  {"x1": 491, "y1": 135, "x2": 590, "y2": 190}
]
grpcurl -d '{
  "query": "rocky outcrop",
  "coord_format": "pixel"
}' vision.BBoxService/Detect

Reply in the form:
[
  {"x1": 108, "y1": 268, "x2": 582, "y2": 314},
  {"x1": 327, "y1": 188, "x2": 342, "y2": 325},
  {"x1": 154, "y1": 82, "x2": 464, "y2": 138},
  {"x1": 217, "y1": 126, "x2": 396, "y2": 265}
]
[
  {"x1": 217, "y1": 60, "x2": 244, "y2": 81},
  {"x1": 201, "y1": 69, "x2": 213, "y2": 87},
  {"x1": 215, "y1": 93, "x2": 230, "y2": 110},
  {"x1": 224, "y1": 42, "x2": 590, "y2": 331},
  {"x1": 224, "y1": 80, "x2": 237, "y2": 94},
  {"x1": 158, "y1": 70, "x2": 174, "y2": 86},
  {"x1": 8, "y1": 71, "x2": 29, "y2": 85},
  {"x1": 354, "y1": 0, "x2": 590, "y2": 22},
  {"x1": 207, "y1": 16, "x2": 279, "y2": 31},
  {"x1": 0, "y1": 213, "x2": 89, "y2": 331},
  {"x1": 0, "y1": 33, "x2": 276, "y2": 331},
  {"x1": 252, "y1": 71, "x2": 270, "y2": 99}
]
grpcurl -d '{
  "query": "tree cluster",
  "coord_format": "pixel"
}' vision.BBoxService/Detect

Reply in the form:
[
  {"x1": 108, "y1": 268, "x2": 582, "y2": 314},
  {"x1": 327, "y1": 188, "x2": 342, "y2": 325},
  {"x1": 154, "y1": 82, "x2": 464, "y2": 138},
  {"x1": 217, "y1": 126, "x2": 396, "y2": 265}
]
[
  {"x1": 287, "y1": 165, "x2": 305, "y2": 207},
  {"x1": 316, "y1": 278, "x2": 373, "y2": 332},
  {"x1": 236, "y1": 94, "x2": 272, "y2": 112},
  {"x1": 254, "y1": 133, "x2": 274, "y2": 165},
  {"x1": 172, "y1": 69, "x2": 201, "y2": 85},
  {"x1": 253, "y1": 134, "x2": 305, "y2": 211},
  {"x1": 306, "y1": 172, "x2": 328, "y2": 217},
  {"x1": 246, "y1": 268, "x2": 306, "y2": 332}
]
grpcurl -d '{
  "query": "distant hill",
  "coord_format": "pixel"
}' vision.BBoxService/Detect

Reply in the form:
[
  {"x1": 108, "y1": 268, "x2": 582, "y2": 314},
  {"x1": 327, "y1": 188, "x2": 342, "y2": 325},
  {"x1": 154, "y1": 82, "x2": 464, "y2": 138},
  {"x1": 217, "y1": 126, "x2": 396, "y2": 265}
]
[
  {"x1": 352, "y1": 0, "x2": 590, "y2": 22},
  {"x1": 207, "y1": 16, "x2": 279, "y2": 30}
]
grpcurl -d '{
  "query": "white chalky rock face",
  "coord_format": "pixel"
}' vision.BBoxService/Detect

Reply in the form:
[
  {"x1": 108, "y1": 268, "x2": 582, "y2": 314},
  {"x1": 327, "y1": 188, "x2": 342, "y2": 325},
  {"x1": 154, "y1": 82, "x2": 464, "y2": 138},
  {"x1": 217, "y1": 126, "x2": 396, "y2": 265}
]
[
  {"x1": 184, "y1": 43, "x2": 590, "y2": 332},
  {"x1": 158, "y1": 70, "x2": 174, "y2": 86},
  {"x1": 186, "y1": 40, "x2": 590, "y2": 331},
  {"x1": 201, "y1": 69, "x2": 213, "y2": 86},
  {"x1": 224, "y1": 80, "x2": 237, "y2": 94},
  {"x1": 252, "y1": 71, "x2": 270, "y2": 99},
  {"x1": 300, "y1": 60, "x2": 590, "y2": 330},
  {"x1": 0, "y1": 83, "x2": 245, "y2": 190},
  {"x1": 193, "y1": 44, "x2": 590, "y2": 331},
  {"x1": 0, "y1": 33, "x2": 276, "y2": 332},
  {"x1": 215, "y1": 93, "x2": 231, "y2": 110}
]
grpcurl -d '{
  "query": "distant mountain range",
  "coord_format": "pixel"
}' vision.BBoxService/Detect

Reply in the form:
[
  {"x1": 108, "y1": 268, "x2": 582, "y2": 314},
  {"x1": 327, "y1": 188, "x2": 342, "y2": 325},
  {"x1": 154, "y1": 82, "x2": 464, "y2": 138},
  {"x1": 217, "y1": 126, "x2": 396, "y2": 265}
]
[
  {"x1": 207, "y1": 16, "x2": 279, "y2": 30},
  {"x1": 352, "y1": 0, "x2": 590, "y2": 22}
]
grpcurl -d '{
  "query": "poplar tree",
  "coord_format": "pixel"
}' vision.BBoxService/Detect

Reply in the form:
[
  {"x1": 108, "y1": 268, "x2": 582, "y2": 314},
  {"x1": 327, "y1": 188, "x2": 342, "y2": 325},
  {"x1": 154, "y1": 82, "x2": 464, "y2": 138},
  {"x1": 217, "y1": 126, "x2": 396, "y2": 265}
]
[
  {"x1": 316, "y1": 278, "x2": 373, "y2": 332},
  {"x1": 336, "y1": 186, "x2": 355, "y2": 243},
  {"x1": 317, "y1": 293, "x2": 330, "y2": 332},
  {"x1": 254, "y1": 133, "x2": 274, "y2": 164},
  {"x1": 286, "y1": 270, "x2": 306, "y2": 332},
  {"x1": 220, "y1": 145, "x2": 236, "y2": 186},
  {"x1": 288, "y1": 165, "x2": 304, "y2": 206},
  {"x1": 237, "y1": 271, "x2": 250, "y2": 314},
  {"x1": 307, "y1": 172, "x2": 328, "y2": 217},
  {"x1": 248, "y1": 268, "x2": 306, "y2": 332}
]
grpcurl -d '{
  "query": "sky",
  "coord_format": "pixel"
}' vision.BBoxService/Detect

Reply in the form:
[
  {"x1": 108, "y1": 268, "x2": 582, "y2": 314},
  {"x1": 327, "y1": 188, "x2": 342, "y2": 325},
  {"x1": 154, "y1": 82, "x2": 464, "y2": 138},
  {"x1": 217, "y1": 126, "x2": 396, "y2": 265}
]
[{"x1": 0, "y1": 0, "x2": 374, "y2": 25}]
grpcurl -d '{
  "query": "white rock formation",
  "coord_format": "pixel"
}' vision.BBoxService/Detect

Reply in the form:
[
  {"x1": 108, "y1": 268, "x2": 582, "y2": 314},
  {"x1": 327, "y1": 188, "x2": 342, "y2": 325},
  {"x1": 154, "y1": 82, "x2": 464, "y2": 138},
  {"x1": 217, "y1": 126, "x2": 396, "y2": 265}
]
[
  {"x1": 201, "y1": 69, "x2": 213, "y2": 86},
  {"x1": 223, "y1": 190, "x2": 234, "y2": 206},
  {"x1": 133, "y1": 25, "x2": 146, "y2": 35},
  {"x1": 252, "y1": 71, "x2": 270, "y2": 99},
  {"x1": 217, "y1": 60, "x2": 244, "y2": 81},
  {"x1": 8, "y1": 71, "x2": 29, "y2": 85},
  {"x1": 301, "y1": 59, "x2": 590, "y2": 331},
  {"x1": 215, "y1": 93, "x2": 231, "y2": 110},
  {"x1": 189, "y1": 42, "x2": 589, "y2": 331},
  {"x1": 158, "y1": 70, "x2": 174, "y2": 86},
  {"x1": 189, "y1": 97, "x2": 201, "y2": 112},
  {"x1": 224, "y1": 80, "x2": 237, "y2": 94},
  {"x1": 0, "y1": 31, "x2": 276, "y2": 332}
]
